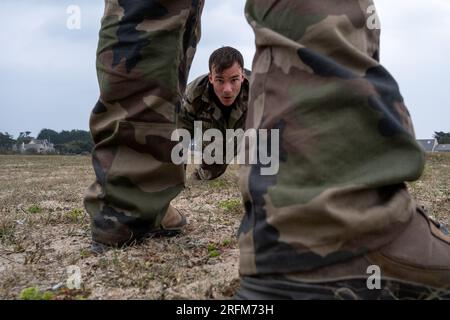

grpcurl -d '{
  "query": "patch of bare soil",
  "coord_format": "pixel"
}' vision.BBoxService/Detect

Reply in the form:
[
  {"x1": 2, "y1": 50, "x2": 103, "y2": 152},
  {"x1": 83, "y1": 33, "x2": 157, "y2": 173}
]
[
  {"x1": 0, "y1": 153, "x2": 448, "y2": 299},
  {"x1": 0, "y1": 155, "x2": 243, "y2": 299}
]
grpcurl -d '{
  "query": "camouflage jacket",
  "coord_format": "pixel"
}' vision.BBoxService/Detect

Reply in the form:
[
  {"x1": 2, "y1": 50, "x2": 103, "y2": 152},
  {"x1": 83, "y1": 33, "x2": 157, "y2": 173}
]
[{"x1": 178, "y1": 71, "x2": 250, "y2": 136}]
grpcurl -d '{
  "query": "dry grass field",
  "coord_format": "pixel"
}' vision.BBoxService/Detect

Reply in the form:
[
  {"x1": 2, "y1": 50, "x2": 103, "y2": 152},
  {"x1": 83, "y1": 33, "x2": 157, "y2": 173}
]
[{"x1": 0, "y1": 153, "x2": 449, "y2": 300}]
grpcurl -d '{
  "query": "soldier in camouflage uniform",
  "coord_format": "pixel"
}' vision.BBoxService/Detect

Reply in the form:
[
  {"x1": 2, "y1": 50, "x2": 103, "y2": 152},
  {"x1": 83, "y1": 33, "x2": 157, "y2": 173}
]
[
  {"x1": 85, "y1": 0, "x2": 450, "y2": 298},
  {"x1": 178, "y1": 46, "x2": 250, "y2": 180}
]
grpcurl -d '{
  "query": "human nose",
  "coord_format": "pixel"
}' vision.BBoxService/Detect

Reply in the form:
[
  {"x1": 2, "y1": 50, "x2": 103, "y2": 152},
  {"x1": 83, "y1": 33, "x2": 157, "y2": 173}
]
[{"x1": 223, "y1": 82, "x2": 232, "y2": 93}]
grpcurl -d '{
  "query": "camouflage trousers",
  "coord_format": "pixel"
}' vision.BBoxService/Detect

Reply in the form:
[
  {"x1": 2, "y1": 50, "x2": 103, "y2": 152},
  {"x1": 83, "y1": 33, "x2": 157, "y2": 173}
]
[
  {"x1": 84, "y1": 0, "x2": 425, "y2": 275},
  {"x1": 84, "y1": 0, "x2": 204, "y2": 245}
]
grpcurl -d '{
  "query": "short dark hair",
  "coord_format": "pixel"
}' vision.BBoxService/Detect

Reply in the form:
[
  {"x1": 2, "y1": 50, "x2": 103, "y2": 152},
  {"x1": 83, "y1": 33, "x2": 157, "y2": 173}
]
[{"x1": 209, "y1": 46, "x2": 244, "y2": 74}]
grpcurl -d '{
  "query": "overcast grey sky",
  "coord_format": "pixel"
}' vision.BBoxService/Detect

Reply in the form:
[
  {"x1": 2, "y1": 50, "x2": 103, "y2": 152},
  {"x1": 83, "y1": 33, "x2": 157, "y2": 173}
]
[{"x1": 0, "y1": 0, "x2": 449, "y2": 139}]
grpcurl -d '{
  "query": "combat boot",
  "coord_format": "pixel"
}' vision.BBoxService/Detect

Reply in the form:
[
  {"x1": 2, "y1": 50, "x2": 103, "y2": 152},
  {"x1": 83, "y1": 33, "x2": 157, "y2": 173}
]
[
  {"x1": 236, "y1": 207, "x2": 450, "y2": 300},
  {"x1": 91, "y1": 205, "x2": 186, "y2": 253},
  {"x1": 152, "y1": 205, "x2": 187, "y2": 236}
]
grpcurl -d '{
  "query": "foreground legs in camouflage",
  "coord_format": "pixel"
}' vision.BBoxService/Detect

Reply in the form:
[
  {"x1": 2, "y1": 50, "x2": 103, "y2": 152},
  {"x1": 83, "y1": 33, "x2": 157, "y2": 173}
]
[
  {"x1": 84, "y1": 0, "x2": 450, "y2": 298},
  {"x1": 84, "y1": 0, "x2": 204, "y2": 246},
  {"x1": 237, "y1": 0, "x2": 450, "y2": 299}
]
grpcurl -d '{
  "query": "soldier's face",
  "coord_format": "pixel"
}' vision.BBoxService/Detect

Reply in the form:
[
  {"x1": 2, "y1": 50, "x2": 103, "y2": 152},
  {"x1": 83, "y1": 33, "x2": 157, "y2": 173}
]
[{"x1": 209, "y1": 62, "x2": 244, "y2": 106}]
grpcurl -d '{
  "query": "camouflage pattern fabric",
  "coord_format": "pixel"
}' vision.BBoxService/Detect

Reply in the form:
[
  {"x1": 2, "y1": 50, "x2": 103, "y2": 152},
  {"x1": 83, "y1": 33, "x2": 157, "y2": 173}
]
[
  {"x1": 178, "y1": 72, "x2": 250, "y2": 180},
  {"x1": 238, "y1": 0, "x2": 425, "y2": 275},
  {"x1": 85, "y1": 0, "x2": 426, "y2": 278},
  {"x1": 84, "y1": 0, "x2": 205, "y2": 245}
]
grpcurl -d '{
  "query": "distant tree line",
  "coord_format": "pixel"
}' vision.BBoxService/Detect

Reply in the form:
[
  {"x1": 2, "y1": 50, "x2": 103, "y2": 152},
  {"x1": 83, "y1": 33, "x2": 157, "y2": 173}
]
[
  {"x1": 36, "y1": 129, "x2": 93, "y2": 154},
  {"x1": 0, "y1": 129, "x2": 93, "y2": 155},
  {"x1": 0, "y1": 132, "x2": 15, "y2": 153},
  {"x1": 1, "y1": 130, "x2": 448, "y2": 155},
  {"x1": 434, "y1": 131, "x2": 450, "y2": 144}
]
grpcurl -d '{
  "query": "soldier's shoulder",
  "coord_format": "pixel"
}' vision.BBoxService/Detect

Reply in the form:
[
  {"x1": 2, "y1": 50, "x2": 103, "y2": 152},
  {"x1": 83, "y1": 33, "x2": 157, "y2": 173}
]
[
  {"x1": 185, "y1": 73, "x2": 209, "y2": 103},
  {"x1": 244, "y1": 68, "x2": 251, "y2": 79}
]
